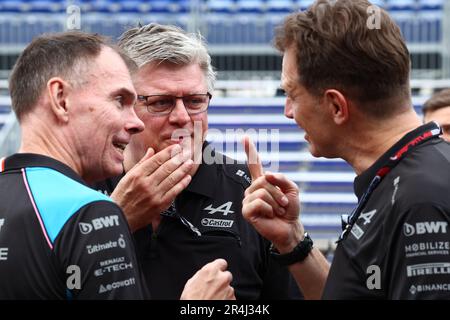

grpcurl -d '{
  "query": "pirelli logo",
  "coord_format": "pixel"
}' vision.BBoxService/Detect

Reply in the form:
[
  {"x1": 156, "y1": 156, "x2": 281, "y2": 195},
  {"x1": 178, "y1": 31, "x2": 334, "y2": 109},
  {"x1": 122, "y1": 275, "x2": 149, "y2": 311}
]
[
  {"x1": 201, "y1": 218, "x2": 234, "y2": 228},
  {"x1": 407, "y1": 262, "x2": 450, "y2": 277}
]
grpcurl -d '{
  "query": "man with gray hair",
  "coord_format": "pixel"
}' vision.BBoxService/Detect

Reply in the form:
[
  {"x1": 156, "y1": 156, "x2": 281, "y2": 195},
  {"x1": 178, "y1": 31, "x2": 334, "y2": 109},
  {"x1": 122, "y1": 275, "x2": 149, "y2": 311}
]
[
  {"x1": 95, "y1": 23, "x2": 299, "y2": 300},
  {"x1": 0, "y1": 31, "x2": 235, "y2": 300}
]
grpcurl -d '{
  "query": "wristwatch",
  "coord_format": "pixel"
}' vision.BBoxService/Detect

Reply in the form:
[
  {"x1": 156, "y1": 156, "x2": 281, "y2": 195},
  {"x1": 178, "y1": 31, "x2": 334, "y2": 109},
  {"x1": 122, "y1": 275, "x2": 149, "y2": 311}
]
[{"x1": 270, "y1": 233, "x2": 313, "y2": 266}]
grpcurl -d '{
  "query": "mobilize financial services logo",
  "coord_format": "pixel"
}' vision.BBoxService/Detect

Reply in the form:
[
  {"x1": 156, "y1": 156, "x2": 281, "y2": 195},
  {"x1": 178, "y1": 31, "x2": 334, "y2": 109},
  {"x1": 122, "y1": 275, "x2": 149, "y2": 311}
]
[
  {"x1": 403, "y1": 221, "x2": 448, "y2": 237},
  {"x1": 79, "y1": 215, "x2": 120, "y2": 234}
]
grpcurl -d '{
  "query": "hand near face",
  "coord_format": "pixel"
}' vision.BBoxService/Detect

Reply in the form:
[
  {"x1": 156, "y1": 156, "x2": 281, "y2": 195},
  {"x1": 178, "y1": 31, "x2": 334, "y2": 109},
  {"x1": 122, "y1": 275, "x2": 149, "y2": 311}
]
[
  {"x1": 242, "y1": 137, "x2": 304, "y2": 252},
  {"x1": 111, "y1": 144, "x2": 193, "y2": 232},
  {"x1": 180, "y1": 259, "x2": 235, "y2": 300}
]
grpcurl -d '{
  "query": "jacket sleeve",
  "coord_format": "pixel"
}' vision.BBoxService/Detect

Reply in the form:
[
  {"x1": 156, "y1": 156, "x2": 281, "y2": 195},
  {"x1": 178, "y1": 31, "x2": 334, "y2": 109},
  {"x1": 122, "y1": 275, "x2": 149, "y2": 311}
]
[
  {"x1": 53, "y1": 201, "x2": 148, "y2": 300},
  {"x1": 259, "y1": 240, "x2": 304, "y2": 299}
]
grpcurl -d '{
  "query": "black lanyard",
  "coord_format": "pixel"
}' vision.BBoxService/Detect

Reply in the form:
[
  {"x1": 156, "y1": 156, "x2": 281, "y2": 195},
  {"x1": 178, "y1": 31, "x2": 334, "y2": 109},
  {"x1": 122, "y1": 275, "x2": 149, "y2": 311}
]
[{"x1": 337, "y1": 123, "x2": 442, "y2": 243}]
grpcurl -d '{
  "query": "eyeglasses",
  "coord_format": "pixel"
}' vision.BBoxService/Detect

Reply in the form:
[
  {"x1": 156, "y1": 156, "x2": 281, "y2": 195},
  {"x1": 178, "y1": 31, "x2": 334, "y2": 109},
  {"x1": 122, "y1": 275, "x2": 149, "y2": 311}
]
[{"x1": 137, "y1": 92, "x2": 212, "y2": 115}]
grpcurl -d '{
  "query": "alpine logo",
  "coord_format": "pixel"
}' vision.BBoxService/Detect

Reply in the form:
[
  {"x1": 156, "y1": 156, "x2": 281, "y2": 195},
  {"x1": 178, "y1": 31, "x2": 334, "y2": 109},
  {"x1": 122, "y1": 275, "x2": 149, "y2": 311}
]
[
  {"x1": 358, "y1": 209, "x2": 377, "y2": 226},
  {"x1": 201, "y1": 218, "x2": 234, "y2": 228},
  {"x1": 403, "y1": 221, "x2": 448, "y2": 237},
  {"x1": 79, "y1": 215, "x2": 120, "y2": 234},
  {"x1": 203, "y1": 202, "x2": 234, "y2": 216}
]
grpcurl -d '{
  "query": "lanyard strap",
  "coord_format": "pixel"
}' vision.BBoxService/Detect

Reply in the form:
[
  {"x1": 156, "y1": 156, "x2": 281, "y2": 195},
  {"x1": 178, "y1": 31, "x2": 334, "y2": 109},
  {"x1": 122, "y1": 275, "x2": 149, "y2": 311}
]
[{"x1": 337, "y1": 124, "x2": 442, "y2": 242}]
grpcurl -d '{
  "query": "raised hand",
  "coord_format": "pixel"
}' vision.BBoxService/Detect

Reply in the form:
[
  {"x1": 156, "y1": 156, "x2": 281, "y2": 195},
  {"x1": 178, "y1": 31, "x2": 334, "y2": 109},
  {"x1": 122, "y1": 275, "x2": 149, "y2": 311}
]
[
  {"x1": 242, "y1": 136, "x2": 304, "y2": 252},
  {"x1": 111, "y1": 144, "x2": 193, "y2": 232}
]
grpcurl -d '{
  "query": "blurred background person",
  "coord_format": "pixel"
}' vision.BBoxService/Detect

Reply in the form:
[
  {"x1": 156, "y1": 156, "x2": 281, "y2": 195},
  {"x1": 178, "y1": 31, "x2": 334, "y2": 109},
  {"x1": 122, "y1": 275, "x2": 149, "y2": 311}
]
[{"x1": 423, "y1": 88, "x2": 450, "y2": 141}]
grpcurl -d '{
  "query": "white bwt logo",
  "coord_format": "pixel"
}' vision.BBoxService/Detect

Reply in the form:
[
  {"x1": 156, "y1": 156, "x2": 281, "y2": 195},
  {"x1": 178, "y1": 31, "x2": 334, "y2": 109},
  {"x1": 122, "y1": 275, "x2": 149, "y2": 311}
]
[
  {"x1": 79, "y1": 215, "x2": 120, "y2": 234},
  {"x1": 403, "y1": 221, "x2": 448, "y2": 237}
]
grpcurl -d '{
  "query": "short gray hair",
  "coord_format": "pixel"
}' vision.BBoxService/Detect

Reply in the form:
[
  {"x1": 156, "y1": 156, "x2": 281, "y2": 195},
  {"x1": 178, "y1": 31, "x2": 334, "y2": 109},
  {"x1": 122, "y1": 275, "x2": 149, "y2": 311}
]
[{"x1": 118, "y1": 23, "x2": 216, "y2": 92}]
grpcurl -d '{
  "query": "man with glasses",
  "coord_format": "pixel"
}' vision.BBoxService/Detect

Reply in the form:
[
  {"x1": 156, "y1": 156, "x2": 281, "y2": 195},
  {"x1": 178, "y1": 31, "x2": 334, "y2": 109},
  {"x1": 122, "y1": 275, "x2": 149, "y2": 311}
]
[
  {"x1": 0, "y1": 31, "x2": 234, "y2": 300},
  {"x1": 95, "y1": 23, "x2": 299, "y2": 300}
]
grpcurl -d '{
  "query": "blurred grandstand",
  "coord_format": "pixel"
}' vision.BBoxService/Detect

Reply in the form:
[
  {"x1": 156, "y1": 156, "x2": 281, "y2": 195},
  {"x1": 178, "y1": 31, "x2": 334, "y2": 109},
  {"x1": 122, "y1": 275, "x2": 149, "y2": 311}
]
[{"x1": 1, "y1": 0, "x2": 450, "y2": 253}]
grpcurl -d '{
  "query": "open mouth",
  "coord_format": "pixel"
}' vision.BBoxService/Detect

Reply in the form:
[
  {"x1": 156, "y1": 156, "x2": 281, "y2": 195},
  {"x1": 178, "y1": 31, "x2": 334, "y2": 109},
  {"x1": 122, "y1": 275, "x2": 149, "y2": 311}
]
[{"x1": 113, "y1": 142, "x2": 127, "y2": 153}]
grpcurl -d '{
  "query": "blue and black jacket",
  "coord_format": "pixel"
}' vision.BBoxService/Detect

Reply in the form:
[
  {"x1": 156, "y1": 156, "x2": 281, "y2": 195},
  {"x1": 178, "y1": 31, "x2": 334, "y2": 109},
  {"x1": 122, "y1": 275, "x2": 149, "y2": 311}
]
[{"x1": 0, "y1": 153, "x2": 147, "y2": 299}]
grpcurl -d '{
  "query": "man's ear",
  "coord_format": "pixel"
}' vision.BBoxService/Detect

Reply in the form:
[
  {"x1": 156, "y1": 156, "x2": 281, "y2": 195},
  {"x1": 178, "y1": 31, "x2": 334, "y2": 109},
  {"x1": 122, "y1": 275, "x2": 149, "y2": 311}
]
[
  {"x1": 324, "y1": 89, "x2": 349, "y2": 125},
  {"x1": 47, "y1": 77, "x2": 71, "y2": 122}
]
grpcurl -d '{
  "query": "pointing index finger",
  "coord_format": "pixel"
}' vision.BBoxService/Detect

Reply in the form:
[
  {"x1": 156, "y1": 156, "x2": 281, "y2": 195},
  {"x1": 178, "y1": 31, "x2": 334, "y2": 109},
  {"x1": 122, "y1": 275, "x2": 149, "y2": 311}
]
[{"x1": 243, "y1": 136, "x2": 264, "y2": 180}]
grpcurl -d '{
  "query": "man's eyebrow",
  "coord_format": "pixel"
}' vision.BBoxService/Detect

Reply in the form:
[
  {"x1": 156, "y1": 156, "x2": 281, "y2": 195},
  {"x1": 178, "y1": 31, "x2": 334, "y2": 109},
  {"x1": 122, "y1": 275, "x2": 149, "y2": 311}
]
[
  {"x1": 280, "y1": 81, "x2": 294, "y2": 93},
  {"x1": 111, "y1": 87, "x2": 136, "y2": 100}
]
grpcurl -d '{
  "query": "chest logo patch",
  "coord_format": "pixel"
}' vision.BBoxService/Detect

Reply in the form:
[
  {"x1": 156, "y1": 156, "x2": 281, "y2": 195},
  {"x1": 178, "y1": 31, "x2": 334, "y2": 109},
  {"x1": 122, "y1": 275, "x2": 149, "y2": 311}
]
[
  {"x1": 201, "y1": 218, "x2": 234, "y2": 228},
  {"x1": 203, "y1": 201, "x2": 234, "y2": 216}
]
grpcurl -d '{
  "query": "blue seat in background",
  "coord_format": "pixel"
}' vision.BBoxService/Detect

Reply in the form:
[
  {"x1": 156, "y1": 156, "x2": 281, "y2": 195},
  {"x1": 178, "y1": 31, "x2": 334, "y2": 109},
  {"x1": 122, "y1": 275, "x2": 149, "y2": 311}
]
[
  {"x1": 295, "y1": 0, "x2": 315, "y2": 11},
  {"x1": 120, "y1": 0, "x2": 149, "y2": 13},
  {"x1": 386, "y1": 0, "x2": 417, "y2": 11},
  {"x1": 176, "y1": 0, "x2": 191, "y2": 13},
  {"x1": 418, "y1": 0, "x2": 444, "y2": 11},
  {"x1": 29, "y1": 0, "x2": 64, "y2": 13},
  {"x1": 148, "y1": 0, "x2": 179, "y2": 13},
  {"x1": 207, "y1": 0, "x2": 236, "y2": 13},
  {"x1": 235, "y1": 0, "x2": 265, "y2": 14},
  {"x1": 369, "y1": 0, "x2": 386, "y2": 8},
  {"x1": 0, "y1": 0, "x2": 30, "y2": 12},
  {"x1": 266, "y1": 0, "x2": 294, "y2": 13},
  {"x1": 89, "y1": 0, "x2": 122, "y2": 13}
]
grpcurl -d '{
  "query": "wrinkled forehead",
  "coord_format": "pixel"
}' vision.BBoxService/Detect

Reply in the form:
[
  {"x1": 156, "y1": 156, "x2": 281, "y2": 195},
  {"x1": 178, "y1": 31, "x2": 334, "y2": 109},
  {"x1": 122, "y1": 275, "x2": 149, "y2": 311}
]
[{"x1": 132, "y1": 61, "x2": 207, "y2": 92}]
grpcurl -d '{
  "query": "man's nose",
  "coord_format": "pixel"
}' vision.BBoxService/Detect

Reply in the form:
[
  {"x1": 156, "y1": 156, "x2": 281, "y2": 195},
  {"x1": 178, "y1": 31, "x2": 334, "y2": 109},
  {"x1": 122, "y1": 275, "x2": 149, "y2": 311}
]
[
  {"x1": 284, "y1": 100, "x2": 294, "y2": 119},
  {"x1": 168, "y1": 98, "x2": 191, "y2": 125},
  {"x1": 125, "y1": 108, "x2": 145, "y2": 134}
]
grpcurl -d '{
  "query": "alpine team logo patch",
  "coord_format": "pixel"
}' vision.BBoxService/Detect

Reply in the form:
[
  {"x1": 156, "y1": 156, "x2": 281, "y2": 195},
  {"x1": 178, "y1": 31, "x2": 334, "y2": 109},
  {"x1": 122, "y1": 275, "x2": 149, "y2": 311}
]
[{"x1": 203, "y1": 202, "x2": 234, "y2": 216}]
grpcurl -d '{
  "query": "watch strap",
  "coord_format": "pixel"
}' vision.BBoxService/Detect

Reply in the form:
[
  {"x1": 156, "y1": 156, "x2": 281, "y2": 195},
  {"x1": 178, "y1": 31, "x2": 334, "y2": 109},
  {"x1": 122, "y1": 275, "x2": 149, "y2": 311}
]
[{"x1": 270, "y1": 232, "x2": 313, "y2": 266}]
